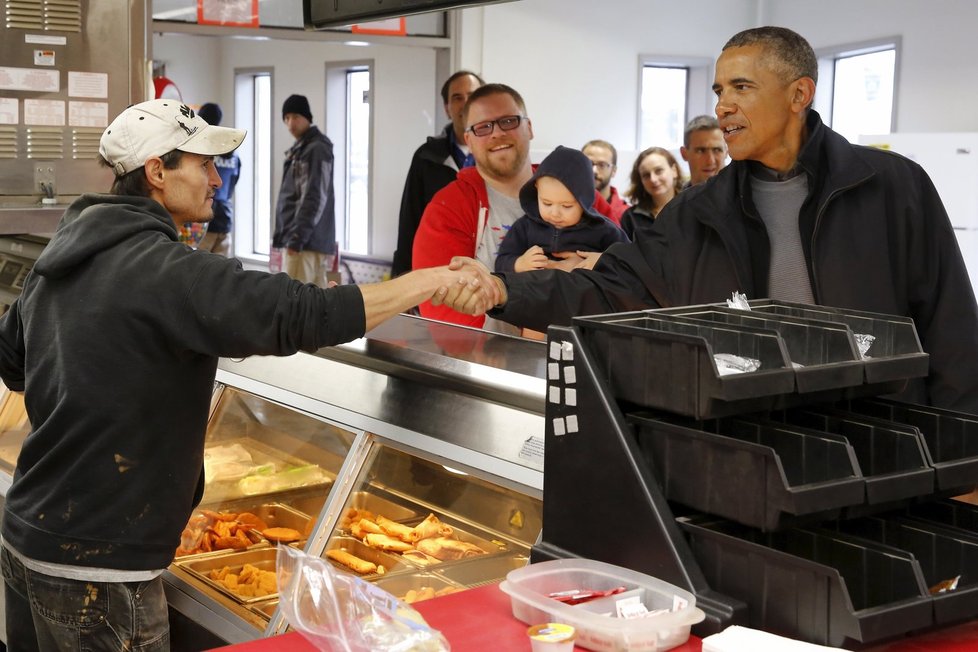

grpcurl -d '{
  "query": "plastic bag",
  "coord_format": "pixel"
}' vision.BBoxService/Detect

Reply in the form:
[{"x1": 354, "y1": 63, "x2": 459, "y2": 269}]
[
  {"x1": 276, "y1": 545, "x2": 450, "y2": 652},
  {"x1": 726, "y1": 291, "x2": 751, "y2": 311}
]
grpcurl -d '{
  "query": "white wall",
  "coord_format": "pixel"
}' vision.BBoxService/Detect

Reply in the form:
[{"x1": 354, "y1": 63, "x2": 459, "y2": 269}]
[
  {"x1": 761, "y1": 0, "x2": 978, "y2": 132},
  {"x1": 152, "y1": 0, "x2": 978, "y2": 263}
]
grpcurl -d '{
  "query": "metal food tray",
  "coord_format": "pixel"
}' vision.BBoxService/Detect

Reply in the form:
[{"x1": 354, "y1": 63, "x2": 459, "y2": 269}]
[
  {"x1": 338, "y1": 490, "x2": 419, "y2": 530},
  {"x1": 433, "y1": 553, "x2": 529, "y2": 588},
  {"x1": 201, "y1": 437, "x2": 334, "y2": 503},
  {"x1": 250, "y1": 598, "x2": 278, "y2": 620},
  {"x1": 373, "y1": 573, "x2": 464, "y2": 604},
  {"x1": 325, "y1": 536, "x2": 411, "y2": 579},
  {"x1": 201, "y1": 486, "x2": 324, "y2": 519},
  {"x1": 176, "y1": 548, "x2": 280, "y2": 605}
]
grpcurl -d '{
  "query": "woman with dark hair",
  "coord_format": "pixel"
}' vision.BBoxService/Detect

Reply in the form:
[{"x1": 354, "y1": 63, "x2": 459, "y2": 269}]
[{"x1": 620, "y1": 146, "x2": 682, "y2": 239}]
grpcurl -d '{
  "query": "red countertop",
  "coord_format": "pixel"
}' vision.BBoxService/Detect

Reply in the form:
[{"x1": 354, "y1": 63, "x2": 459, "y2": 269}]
[{"x1": 209, "y1": 581, "x2": 978, "y2": 651}]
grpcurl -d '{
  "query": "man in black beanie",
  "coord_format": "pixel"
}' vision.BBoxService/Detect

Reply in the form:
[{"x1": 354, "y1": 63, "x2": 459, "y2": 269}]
[
  {"x1": 273, "y1": 93, "x2": 337, "y2": 286},
  {"x1": 196, "y1": 102, "x2": 240, "y2": 257}
]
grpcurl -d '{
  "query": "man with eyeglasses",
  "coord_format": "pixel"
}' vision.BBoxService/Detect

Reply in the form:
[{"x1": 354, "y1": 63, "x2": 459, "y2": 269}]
[
  {"x1": 582, "y1": 139, "x2": 628, "y2": 225},
  {"x1": 413, "y1": 83, "x2": 535, "y2": 333},
  {"x1": 392, "y1": 70, "x2": 484, "y2": 277},
  {"x1": 680, "y1": 115, "x2": 728, "y2": 187}
]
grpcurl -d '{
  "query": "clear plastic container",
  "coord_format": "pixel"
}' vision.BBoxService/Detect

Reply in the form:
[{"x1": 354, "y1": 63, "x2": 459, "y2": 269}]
[{"x1": 499, "y1": 559, "x2": 705, "y2": 652}]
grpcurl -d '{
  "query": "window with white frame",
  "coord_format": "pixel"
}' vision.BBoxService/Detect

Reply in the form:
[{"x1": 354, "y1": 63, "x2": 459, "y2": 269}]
[
  {"x1": 233, "y1": 68, "x2": 273, "y2": 260},
  {"x1": 346, "y1": 69, "x2": 371, "y2": 255},
  {"x1": 815, "y1": 38, "x2": 899, "y2": 144},
  {"x1": 325, "y1": 62, "x2": 372, "y2": 255},
  {"x1": 638, "y1": 56, "x2": 712, "y2": 151}
]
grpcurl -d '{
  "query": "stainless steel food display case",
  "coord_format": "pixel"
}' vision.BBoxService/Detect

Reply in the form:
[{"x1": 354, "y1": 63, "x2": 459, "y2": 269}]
[{"x1": 159, "y1": 315, "x2": 546, "y2": 645}]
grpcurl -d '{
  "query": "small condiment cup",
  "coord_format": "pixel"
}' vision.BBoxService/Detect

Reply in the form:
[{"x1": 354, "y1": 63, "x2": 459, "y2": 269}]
[{"x1": 527, "y1": 622, "x2": 576, "y2": 651}]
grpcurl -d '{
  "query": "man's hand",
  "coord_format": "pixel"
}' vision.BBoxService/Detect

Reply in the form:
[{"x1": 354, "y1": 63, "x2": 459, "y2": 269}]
[
  {"x1": 515, "y1": 245, "x2": 549, "y2": 272},
  {"x1": 545, "y1": 250, "x2": 601, "y2": 271},
  {"x1": 573, "y1": 250, "x2": 602, "y2": 270},
  {"x1": 434, "y1": 257, "x2": 507, "y2": 314}
]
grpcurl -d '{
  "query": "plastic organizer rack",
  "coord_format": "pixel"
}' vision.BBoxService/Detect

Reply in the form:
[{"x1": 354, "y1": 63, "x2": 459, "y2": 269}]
[
  {"x1": 531, "y1": 300, "x2": 978, "y2": 648},
  {"x1": 576, "y1": 302, "x2": 928, "y2": 419}
]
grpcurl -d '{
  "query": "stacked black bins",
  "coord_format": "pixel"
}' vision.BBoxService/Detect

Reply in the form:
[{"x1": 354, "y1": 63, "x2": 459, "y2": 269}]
[{"x1": 534, "y1": 300, "x2": 978, "y2": 648}]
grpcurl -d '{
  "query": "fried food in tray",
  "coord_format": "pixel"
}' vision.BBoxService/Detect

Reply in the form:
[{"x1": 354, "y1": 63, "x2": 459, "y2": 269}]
[
  {"x1": 341, "y1": 508, "x2": 501, "y2": 566},
  {"x1": 415, "y1": 536, "x2": 486, "y2": 561},
  {"x1": 401, "y1": 585, "x2": 463, "y2": 603},
  {"x1": 209, "y1": 563, "x2": 277, "y2": 599},
  {"x1": 262, "y1": 526, "x2": 304, "y2": 544},
  {"x1": 175, "y1": 509, "x2": 265, "y2": 557},
  {"x1": 325, "y1": 537, "x2": 407, "y2": 578}
]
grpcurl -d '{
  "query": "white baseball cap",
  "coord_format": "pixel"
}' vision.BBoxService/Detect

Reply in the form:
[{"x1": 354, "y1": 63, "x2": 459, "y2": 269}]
[{"x1": 99, "y1": 99, "x2": 246, "y2": 176}]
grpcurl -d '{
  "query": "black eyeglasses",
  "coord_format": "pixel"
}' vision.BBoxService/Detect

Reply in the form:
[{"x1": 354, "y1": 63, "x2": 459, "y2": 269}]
[{"x1": 466, "y1": 115, "x2": 525, "y2": 137}]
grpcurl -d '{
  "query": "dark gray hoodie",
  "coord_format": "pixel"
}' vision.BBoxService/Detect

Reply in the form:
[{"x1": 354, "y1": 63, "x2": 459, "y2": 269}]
[{"x1": 0, "y1": 193, "x2": 364, "y2": 570}]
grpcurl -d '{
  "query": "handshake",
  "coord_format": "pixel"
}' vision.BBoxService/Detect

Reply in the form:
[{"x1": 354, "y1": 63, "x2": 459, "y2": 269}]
[{"x1": 429, "y1": 257, "x2": 506, "y2": 316}]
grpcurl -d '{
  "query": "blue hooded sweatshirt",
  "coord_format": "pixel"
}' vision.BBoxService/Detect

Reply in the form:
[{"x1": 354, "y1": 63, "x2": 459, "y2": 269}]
[{"x1": 494, "y1": 146, "x2": 627, "y2": 273}]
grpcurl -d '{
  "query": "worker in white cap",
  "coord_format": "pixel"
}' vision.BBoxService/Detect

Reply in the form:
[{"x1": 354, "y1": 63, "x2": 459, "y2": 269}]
[{"x1": 0, "y1": 98, "x2": 498, "y2": 650}]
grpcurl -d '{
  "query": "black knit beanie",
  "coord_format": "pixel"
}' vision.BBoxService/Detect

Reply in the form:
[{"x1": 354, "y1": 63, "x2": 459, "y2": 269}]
[
  {"x1": 282, "y1": 94, "x2": 312, "y2": 122},
  {"x1": 197, "y1": 102, "x2": 222, "y2": 126}
]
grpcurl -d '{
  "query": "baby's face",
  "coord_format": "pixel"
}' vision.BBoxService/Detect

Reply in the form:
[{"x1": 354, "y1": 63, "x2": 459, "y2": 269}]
[{"x1": 536, "y1": 176, "x2": 583, "y2": 229}]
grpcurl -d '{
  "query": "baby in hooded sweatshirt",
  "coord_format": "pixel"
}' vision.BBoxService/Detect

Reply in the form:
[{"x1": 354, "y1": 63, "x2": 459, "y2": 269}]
[{"x1": 494, "y1": 146, "x2": 628, "y2": 274}]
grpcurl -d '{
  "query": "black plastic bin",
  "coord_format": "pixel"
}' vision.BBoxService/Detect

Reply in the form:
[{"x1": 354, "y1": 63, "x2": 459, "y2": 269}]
[
  {"x1": 656, "y1": 307, "x2": 864, "y2": 394},
  {"x1": 906, "y1": 499, "x2": 978, "y2": 537},
  {"x1": 773, "y1": 408, "x2": 934, "y2": 508},
  {"x1": 630, "y1": 413, "x2": 864, "y2": 530},
  {"x1": 575, "y1": 311, "x2": 794, "y2": 418},
  {"x1": 840, "y1": 398, "x2": 978, "y2": 495},
  {"x1": 747, "y1": 299, "x2": 929, "y2": 384},
  {"x1": 829, "y1": 515, "x2": 978, "y2": 624},
  {"x1": 679, "y1": 515, "x2": 933, "y2": 647}
]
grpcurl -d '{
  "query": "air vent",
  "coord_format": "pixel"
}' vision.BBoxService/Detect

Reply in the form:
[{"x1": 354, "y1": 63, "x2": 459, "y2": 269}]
[
  {"x1": 4, "y1": 0, "x2": 81, "y2": 32},
  {"x1": 0, "y1": 126, "x2": 17, "y2": 159},
  {"x1": 26, "y1": 126, "x2": 63, "y2": 159},
  {"x1": 72, "y1": 127, "x2": 101, "y2": 160}
]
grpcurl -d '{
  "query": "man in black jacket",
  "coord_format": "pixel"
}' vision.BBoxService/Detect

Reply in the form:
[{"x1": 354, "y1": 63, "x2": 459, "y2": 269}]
[
  {"x1": 273, "y1": 94, "x2": 337, "y2": 287},
  {"x1": 0, "y1": 99, "x2": 496, "y2": 651},
  {"x1": 392, "y1": 70, "x2": 484, "y2": 276},
  {"x1": 444, "y1": 26, "x2": 978, "y2": 413}
]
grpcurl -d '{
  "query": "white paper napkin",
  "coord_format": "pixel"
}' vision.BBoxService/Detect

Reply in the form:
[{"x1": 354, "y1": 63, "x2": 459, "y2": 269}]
[{"x1": 702, "y1": 625, "x2": 848, "y2": 651}]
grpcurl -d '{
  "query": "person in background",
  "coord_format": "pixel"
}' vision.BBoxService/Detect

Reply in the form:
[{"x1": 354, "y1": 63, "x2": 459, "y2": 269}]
[
  {"x1": 442, "y1": 25, "x2": 978, "y2": 414},
  {"x1": 272, "y1": 94, "x2": 337, "y2": 287},
  {"x1": 680, "y1": 114, "x2": 727, "y2": 188},
  {"x1": 0, "y1": 99, "x2": 497, "y2": 652},
  {"x1": 412, "y1": 83, "x2": 536, "y2": 333},
  {"x1": 196, "y1": 102, "x2": 240, "y2": 256},
  {"x1": 619, "y1": 146, "x2": 682, "y2": 239},
  {"x1": 582, "y1": 139, "x2": 628, "y2": 225},
  {"x1": 495, "y1": 146, "x2": 627, "y2": 274},
  {"x1": 392, "y1": 71, "x2": 485, "y2": 277}
]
